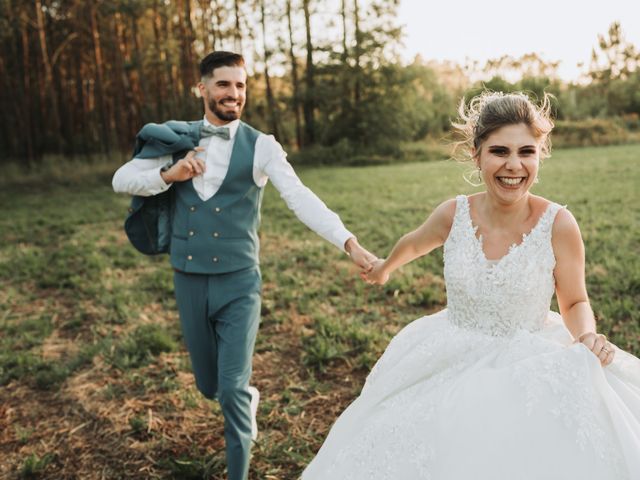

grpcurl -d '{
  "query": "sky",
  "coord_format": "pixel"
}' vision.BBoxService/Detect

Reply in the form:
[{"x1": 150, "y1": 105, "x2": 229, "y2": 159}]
[{"x1": 397, "y1": 0, "x2": 640, "y2": 81}]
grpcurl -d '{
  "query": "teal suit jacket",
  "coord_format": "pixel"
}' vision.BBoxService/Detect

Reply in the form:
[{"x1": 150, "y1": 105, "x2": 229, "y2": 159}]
[{"x1": 124, "y1": 120, "x2": 203, "y2": 255}]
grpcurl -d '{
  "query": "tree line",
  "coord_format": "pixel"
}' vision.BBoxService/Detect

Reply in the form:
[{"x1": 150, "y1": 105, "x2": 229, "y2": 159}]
[{"x1": 1, "y1": 1, "x2": 638, "y2": 164}]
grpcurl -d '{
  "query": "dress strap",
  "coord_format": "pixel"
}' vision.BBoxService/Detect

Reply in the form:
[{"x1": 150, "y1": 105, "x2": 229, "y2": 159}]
[
  {"x1": 536, "y1": 202, "x2": 564, "y2": 237},
  {"x1": 453, "y1": 195, "x2": 471, "y2": 227}
]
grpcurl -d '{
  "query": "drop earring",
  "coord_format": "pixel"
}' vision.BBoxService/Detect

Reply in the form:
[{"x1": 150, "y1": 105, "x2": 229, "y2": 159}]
[{"x1": 464, "y1": 166, "x2": 484, "y2": 187}]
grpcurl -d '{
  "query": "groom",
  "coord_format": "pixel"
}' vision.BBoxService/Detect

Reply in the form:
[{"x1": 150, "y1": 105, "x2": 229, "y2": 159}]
[{"x1": 112, "y1": 51, "x2": 375, "y2": 480}]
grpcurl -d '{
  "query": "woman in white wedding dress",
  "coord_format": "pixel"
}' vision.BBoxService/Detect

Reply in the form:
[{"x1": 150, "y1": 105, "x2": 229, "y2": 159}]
[{"x1": 302, "y1": 92, "x2": 640, "y2": 480}]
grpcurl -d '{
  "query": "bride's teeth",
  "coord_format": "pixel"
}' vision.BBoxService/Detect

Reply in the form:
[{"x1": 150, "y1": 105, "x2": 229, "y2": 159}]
[{"x1": 498, "y1": 177, "x2": 523, "y2": 186}]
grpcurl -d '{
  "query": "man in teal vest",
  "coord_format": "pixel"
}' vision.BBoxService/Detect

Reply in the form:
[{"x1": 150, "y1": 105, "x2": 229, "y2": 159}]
[{"x1": 112, "y1": 51, "x2": 376, "y2": 480}]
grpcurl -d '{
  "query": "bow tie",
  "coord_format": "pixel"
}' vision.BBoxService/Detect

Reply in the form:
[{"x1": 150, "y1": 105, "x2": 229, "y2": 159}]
[{"x1": 200, "y1": 124, "x2": 231, "y2": 140}]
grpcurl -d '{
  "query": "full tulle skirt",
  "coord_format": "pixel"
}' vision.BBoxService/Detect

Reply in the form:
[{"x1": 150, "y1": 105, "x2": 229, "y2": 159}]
[{"x1": 302, "y1": 310, "x2": 640, "y2": 480}]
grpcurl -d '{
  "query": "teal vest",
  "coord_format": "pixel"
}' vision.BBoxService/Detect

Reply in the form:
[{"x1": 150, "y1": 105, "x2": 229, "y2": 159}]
[{"x1": 169, "y1": 122, "x2": 263, "y2": 274}]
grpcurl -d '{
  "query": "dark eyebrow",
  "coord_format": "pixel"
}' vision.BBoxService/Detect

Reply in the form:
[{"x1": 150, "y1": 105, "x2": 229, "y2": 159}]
[
  {"x1": 487, "y1": 145, "x2": 536, "y2": 150},
  {"x1": 215, "y1": 80, "x2": 246, "y2": 87}
]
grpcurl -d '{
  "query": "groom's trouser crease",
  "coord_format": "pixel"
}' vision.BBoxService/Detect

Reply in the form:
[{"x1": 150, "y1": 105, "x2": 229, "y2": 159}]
[{"x1": 174, "y1": 267, "x2": 261, "y2": 480}]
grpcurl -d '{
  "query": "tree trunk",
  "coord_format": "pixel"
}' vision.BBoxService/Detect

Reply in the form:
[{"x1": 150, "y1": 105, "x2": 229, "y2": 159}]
[
  {"x1": 178, "y1": 0, "x2": 197, "y2": 102},
  {"x1": 152, "y1": 0, "x2": 165, "y2": 119},
  {"x1": 353, "y1": 0, "x2": 361, "y2": 108},
  {"x1": 128, "y1": 14, "x2": 145, "y2": 123},
  {"x1": 74, "y1": 46, "x2": 89, "y2": 155},
  {"x1": 234, "y1": 0, "x2": 242, "y2": 52},
  {"x1": 212, "y1": 0, "x2": 222, "y2": 50},
  {"x1": 260, "y1": 0, "x2": 281, "y2": 140},
  {"x1": 286, "y1": 0, "x2": 302, "y2": 149},
  {"x1": 302, "y1": 0, "x2": 315, "y2": 145},
  {"x1": 35, "y1": 0, "x2": 62, "y2": 153},
  {"x1": 198, "y1": 0, "x2": 210, "y2": 53},
  {"x1": 114, "y1": 11, "x2": 139, "y2": 147},
  {"x1": 88, "y1": 0, "x2": 111, "y2": 154},
  {"x1": 163, "y1": 7, "x2": 182, "y2": 110},
  {"x1": 20, "y1": 8, "x2": 35, "y2": 163},
  {"x1": 341, "y1": 0, "x2": 351, "y2": 114}
]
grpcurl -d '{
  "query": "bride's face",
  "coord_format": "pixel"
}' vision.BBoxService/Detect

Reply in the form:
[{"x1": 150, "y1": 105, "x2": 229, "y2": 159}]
[{"x1": 475, "y1": 123, "x2": 541, "y2": 205}]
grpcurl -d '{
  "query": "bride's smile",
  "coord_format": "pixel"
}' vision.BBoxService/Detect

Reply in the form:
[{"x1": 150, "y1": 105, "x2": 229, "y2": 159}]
[{"x1": 475, "y1": 123, "x2": 540, "y2": 204}]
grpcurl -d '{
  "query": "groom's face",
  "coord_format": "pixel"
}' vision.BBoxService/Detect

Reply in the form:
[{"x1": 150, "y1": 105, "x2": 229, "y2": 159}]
[{"x1": 199, "y1": 66, "x2": 247, "y2": 125}]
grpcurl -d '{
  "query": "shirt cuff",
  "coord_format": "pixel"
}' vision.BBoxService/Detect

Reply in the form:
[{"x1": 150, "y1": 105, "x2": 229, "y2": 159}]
[
  {"x1": 335, "y1": 229, "x2": 356, "y2": 253},
  {"x1": 145, "y1": 166, "x2": 172, "y2": 194}
]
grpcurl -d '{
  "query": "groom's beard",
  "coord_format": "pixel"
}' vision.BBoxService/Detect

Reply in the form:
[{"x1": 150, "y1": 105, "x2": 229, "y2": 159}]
[{"x1": 208, "y1": 96, "x2": 243, "y2": 122}]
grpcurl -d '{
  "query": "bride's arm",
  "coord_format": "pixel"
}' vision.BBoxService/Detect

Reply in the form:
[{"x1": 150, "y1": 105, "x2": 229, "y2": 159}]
[
  {"x1": 553, "y1": 209, "x2": 614, "y2": 366},
  {"x1": 364, "y1": 199, "x2": 456, "y2": 285}
]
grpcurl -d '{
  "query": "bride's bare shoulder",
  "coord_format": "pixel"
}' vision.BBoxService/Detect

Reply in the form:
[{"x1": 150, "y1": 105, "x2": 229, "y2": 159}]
[
  {"x1": 433, "y1": 197, "x2": 458, "y2": 222},
  {"x1": 428, "y1": 198, "x2": 459, "y2": 243},
  {"x1": 551, "y1": 206, "x2": 583, "y2": 256}
]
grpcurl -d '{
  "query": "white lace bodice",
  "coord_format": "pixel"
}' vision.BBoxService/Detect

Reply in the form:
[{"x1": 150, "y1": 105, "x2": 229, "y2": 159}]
[{"x1": 443, "y1": 195, "x2": 562, "y2": 337}]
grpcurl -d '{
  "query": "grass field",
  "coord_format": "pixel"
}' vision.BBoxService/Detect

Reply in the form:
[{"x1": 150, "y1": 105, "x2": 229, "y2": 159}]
[{"x1": 1, "y1": 144, "x2": 638, "y2": 479}]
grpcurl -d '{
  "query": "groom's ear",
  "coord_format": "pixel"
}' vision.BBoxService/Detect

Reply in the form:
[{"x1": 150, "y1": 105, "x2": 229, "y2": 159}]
[{"x1": 197, "y1": 81, "x2": 206, "y2": 98}]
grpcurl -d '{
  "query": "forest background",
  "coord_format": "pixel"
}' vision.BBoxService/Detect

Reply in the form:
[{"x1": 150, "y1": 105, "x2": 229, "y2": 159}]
[{"x1": 2, "y1": 0, "x2": 640, "y2": 165}]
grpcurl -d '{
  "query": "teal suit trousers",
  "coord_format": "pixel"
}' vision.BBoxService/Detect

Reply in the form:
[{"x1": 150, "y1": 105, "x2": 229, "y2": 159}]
[{"x1": 173, "y1": 266, "x2": 261, "y2": 480}]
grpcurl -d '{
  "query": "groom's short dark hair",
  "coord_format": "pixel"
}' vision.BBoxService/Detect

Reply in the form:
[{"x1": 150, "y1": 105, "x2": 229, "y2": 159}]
[{"x1": 200, "y1": 51, "x2": 245, "y2": 79}]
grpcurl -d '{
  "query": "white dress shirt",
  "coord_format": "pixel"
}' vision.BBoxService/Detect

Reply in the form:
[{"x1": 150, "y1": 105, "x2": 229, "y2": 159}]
[{"x1": 112, "y1": 117, "x2": 354, "y2": 251}]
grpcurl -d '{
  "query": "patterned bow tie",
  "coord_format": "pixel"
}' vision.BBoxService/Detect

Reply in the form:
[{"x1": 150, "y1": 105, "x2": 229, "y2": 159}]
[{"x1": 200, "y1": 124, "x2": 231, "y2": 140}]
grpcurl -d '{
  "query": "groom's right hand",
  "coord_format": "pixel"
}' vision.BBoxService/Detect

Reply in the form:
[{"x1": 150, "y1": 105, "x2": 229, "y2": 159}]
[
  {"x1": 345, "y1": 237, "x2": 377, "y2": 271},
  {"x1": 160, "y1": 147, "x2": 206, "y2": 184}
]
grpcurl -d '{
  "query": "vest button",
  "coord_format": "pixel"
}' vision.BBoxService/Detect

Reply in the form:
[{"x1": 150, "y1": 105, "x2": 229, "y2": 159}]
[
  {"x1": 212, "y1": 257, "x2": 219, "y2": 263},
  {"x1": 189, "y1": 230, "x2": 195, "y2": 236},
  {"x1": 190, "y1": 206, "x2": 196, "y2": 212},
  {"x1": 187, "y1": 255, "x2": 193, "y2": 260},
  {"x1": 214, "y1": 207, "x2": 221, "y2": 213},
  {"x1": 213, "y1": 232, "x2": 219, "y2": 238}
]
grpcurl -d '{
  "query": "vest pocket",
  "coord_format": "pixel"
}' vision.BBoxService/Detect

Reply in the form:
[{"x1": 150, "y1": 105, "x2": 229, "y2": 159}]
[{"x1": 169, "y1": 235, "x2": 187, "y2": 255}]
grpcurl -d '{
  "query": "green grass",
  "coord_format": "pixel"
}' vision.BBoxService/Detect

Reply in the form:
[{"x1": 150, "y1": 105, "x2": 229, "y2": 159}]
[{"x1": 0, "y1": 144, "x2": 638, "y2": 478}]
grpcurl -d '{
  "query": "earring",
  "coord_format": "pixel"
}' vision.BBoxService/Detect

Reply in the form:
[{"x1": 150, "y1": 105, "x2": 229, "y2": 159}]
[{"x1": 464, "y1": 166, "x2": 484, "y2": 187}]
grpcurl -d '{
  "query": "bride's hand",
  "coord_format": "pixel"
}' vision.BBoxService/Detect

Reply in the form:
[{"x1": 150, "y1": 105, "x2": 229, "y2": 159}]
[
  {"x1": 577, "y1": 332, "x2": 616, "y2": 366},
  {"x1": 361, "y1": 259, "x2": 390, "y2": 285}
]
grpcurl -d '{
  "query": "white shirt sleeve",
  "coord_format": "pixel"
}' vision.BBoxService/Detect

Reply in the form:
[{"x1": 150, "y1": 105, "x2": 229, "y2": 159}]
[
  {"x1": 112, "y1": 154, "x2": 173, "y2": 196},
  {"x1": 255, "y1": 134, "x2": 354, "y2": 252}
]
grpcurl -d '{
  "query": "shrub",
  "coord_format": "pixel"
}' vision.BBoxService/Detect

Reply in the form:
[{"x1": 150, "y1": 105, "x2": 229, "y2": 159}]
[{"x1": 552, "y1": 118, "x2": 633, "y2": 148}]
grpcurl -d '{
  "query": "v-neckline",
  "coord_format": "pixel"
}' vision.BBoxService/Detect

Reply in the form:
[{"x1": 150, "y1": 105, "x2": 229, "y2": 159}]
[
  {"x1": 186, "y1": 122, "x2": 242, "y2": 205},
  {"x1": 464, "y1": 196, "x2": 552, "y2": 267}
]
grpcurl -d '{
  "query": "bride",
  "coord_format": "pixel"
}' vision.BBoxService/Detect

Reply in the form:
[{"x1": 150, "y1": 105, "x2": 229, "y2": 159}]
[{"x1": 302, "y1": 92, "x2": 640, "y2": 479}]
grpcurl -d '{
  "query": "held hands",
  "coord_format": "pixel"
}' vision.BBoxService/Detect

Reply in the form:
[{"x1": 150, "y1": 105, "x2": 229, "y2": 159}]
[
  {"x1": 345, "y1": 238, "x2": 378, "y2": 271},
  {"x1": 576, "y1": 332, "x2": 616, "y2": 367},
  {"x1": 361, "y1": 259, "x2": 389, "y2": 285},
  {"x1": 343, "y1": 238, "x2": 390, "y2": 285},
  {"x1": 160, "y1": 147, "x2": 206, "y2": 184}
]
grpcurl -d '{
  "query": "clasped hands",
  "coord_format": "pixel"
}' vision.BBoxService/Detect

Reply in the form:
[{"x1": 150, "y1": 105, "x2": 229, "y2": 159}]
[{"x1": 344, "y1": 238, "x2": 389, "y2": 285}]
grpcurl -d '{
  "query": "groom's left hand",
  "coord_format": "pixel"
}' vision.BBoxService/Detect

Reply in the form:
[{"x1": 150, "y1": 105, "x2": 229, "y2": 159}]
[{"x1": 345, "y1": 237, "x2": 377, "y2": 271}]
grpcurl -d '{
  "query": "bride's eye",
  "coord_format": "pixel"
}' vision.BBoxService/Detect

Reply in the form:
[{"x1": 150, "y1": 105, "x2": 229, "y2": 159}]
[
  {"x1": 519, "y1": 148, "x2": 536, "y2": 156},
  {"x1": 488, "y1": 147, "x2": 508, "y2": 156}
]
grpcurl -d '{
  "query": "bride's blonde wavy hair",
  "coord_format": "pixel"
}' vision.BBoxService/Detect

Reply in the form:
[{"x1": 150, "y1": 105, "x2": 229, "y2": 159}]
[{"x1": 452, "y1": 91, "x2": 555, "y2": 165}]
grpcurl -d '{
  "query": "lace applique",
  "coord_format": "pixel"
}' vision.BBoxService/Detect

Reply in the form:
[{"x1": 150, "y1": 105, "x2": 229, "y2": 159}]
[
  {"x1": 443, "y1": 195, "x2": 560, "y2": 337},
  {"x1": 512, "y1": 346, "x2": 627, "y2": 478}
]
